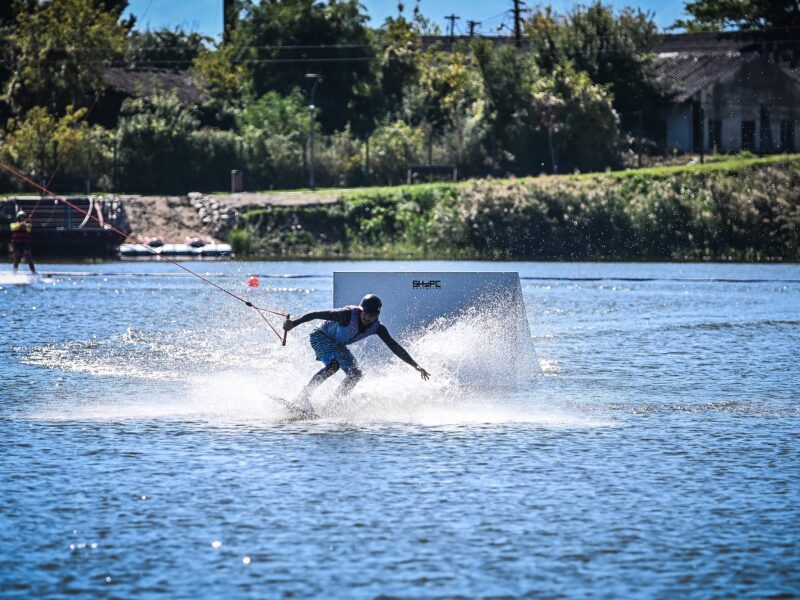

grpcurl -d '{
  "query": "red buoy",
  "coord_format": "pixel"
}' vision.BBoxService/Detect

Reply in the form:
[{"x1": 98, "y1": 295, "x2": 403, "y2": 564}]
[{"x1": 247, "y1": 275, "x2": 260, "y2": 288}]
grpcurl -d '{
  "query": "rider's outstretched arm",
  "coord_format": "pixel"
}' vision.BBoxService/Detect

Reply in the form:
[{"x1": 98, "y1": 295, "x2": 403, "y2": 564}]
[
  {"x1": 376, "y1": 325, "x2": 430, "y2": 380},
  {"x1": 284, "y1": 309, "x2": 350, "y2": 330}
]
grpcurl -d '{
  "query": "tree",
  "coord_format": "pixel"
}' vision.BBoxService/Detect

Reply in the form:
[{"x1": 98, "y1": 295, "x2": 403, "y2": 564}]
[
  {"x1": 404, "y1": 45, "x2": 484, "y2": 131},
  {"x1": 116, "y1": 94, "x2": 200, "y2": 193},
  {"x1": 232, "y1": 0, "x2": 376, "y2": 133},
  {"x1": 473, "y1": 41, "x2": 542, "y2": 175},
  {"x1": 0, "y1": 0, "x2": 35, "y2": 28},
  {"x1": 674, "y1": 0, "x2": 800, "y2": 31},
  {"x1": 531, "y1": 61, "x2": 620, "y2": 173},
  {"x1": 530, "y1": 85, "x2": 565, "y2": 173},
  {"x1": 237, "y1": 89, "x2": 310, "y2": 136},
  {"x1": 0, "y1": 1, "x2": 35, "y2": 120},
  {"x1": 401, "y1": 44, "x2": 488, "y2": 169},
  {"x1": 4, "y1": 0, "x2": 128, "y2": 116},
  {"x1": 127, "y1": 27, "x2": 211, "y2": 71},
  {"x1": 366, "y1": 120, "x2": 424, "y2": 185},
  {"x1": 374, "y1": 11, "x2": 424, "y2": 119},
  {"x1": 192, "y1": 42, "x2": 249, "y2": 103},
  {"x1": 1, "y1": 105, "x2": 112, "y2": 183},
  {"x1": 235, "y1": 89, "x2": 310, "y2": 188},
  {"x1": 525, "y1": 2, "x2": 662, "y2": 114},
  {"x1": 96, "y1": 0, "x2": 136, "y2": 30}
]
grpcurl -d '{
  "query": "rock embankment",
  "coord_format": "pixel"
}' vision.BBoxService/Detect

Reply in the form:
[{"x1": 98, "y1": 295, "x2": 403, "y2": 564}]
[
  {"x1": 189, "y1": 192, "x2": 239, "y2": 239},
  {"x1": 121, "y1": 195, "x2": 207, "y2": 241},
  {"x1": 121, "y1": 190, "x2": 339, "y2": 242}
]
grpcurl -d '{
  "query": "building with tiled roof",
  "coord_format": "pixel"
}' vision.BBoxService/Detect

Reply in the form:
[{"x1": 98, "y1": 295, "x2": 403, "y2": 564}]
[
  {"x1": 644, "y1": 31, "x2": 800, "y2": 153},
  {"x1": 427, "y1": 30, "x2": 800, "y2": 154},
  {"x1": 92, "y1": 68, "x2": 209, "y2": 128}
]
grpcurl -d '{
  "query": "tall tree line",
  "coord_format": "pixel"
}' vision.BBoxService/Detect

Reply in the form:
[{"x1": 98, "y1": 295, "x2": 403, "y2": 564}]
[{"x1": 0, "y1": 0, "x2": 781, "y2": 193}]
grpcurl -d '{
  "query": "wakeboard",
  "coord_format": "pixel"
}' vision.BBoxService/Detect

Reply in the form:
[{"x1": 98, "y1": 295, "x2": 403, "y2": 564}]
[
  {"x1": 270, "y1": 396, "x2": 318, "y2": 422},
  {"x1": 0, "y1": 272, "x2": 46, "y2": 286}
]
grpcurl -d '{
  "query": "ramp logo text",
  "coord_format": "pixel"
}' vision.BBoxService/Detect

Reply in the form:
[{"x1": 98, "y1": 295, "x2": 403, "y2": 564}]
[{"x1": 413, "y1": 280, "x2": 442, "y2": 289}]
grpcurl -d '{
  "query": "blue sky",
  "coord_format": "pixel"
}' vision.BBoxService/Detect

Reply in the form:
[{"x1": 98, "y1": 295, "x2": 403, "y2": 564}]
[{"x1": 124, "y1": 0, "x2": 690, "y2": 39}]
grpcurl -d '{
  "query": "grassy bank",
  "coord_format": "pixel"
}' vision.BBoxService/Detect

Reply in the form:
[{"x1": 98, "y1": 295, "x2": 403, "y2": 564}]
[{"x1": 229, "y1": 154, "x2": 800, "y2": 261}]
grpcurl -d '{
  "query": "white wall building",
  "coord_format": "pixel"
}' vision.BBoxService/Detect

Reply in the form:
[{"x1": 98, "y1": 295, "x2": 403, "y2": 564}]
[{"x1": 649, "y1": 34, "x2": 800, "y2": 154}]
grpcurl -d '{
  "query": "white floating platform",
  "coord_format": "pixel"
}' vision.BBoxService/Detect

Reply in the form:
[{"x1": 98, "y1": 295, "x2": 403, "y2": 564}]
[{"x1": 119, "y1": 242, "x2": 232, "y2": 258}]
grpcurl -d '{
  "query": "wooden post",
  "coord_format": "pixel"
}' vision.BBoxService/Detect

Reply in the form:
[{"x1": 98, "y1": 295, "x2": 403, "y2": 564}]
[{"x1": 699, "y1": 105, "x2": 705, "y2": 164}]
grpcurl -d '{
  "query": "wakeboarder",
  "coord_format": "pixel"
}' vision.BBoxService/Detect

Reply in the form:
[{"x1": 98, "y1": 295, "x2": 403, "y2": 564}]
[
  {"x1": 10, "y1": 210, "x2": 36, "y2": 275},
  {"x1": 282, "y1": 294, "x2": 430, "y2": 416}
]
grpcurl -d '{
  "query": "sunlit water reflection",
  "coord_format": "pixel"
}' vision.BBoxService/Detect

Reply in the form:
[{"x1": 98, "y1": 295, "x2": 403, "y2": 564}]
[{"x1": 1, "y1": 261, "x2": 798, "y2": 598}]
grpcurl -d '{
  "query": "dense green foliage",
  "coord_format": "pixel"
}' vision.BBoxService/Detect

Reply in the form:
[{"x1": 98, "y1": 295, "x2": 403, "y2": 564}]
[
  {"x1": 674, "y1": 0, "x2": 800, "y2": 31},
  {"x1": 531, "y1": 62, "x2": 619, "y2": 173},
  {"x1": 525, "y1": 4, "x2": 661, "y2": 113},
  {"x1": 0, "y1": 0, "x2": 796, "y2": 266},
  {"x1": 231, "y1": 0, "x2": 375, "y2": 133},
  {"x1": 115, "y1": 94, "x2": 239, "y2": 194},
  {"x1": 231, "y1": 158, "x2": 800, "y2": 261},
  {"x1": 0, "y1": 0, "x2": 676, "y2": 193},
  {"x1": 4, "y1": 0, "x2": 128, "y2": 115},
  {"x1": 2, "y1": 105, "x2": 112, "y2": 184},
  {"x1": 126, "y1": 28, "x2": 210, "y2": 70}
]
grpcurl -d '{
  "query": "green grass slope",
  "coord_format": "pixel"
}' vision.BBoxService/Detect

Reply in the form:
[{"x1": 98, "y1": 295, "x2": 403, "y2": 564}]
[{"x1": 231, "y1": 154, "x2": 800, "y2": 261}]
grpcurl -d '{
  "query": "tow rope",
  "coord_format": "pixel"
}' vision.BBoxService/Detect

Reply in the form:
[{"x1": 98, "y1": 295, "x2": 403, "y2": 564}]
[{"x1": 1, "y1": 160, "x2": 290, "y2": 344}]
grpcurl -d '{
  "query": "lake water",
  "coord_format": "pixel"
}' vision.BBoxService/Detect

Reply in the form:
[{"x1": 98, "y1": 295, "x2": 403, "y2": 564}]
[{"x1": 1, "y1": 261, "x2": 799, "y2": 598}]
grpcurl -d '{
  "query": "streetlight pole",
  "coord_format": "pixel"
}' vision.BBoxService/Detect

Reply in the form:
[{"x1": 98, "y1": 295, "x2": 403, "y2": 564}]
[{"x1": 305, "y1": 73, "x2": 322, "y2": 189}]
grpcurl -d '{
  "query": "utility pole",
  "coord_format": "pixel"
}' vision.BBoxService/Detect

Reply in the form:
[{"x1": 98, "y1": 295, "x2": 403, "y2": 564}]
[
  {"x1": 445, "y1": 14, "x2": 460, "y2": 47},
  {"x1": 467, "y1": 20, "x2": 480, "y2": 38},
  {"x1": 636, "y1": 110, "x2": 643, "y2": 169},
  {"x1": 699, "y1": 105, "x2": 705, "y2": 164},
  {"x1": 512, "y1": 0, "x2": 525, "y2": 48},
  {"x1": 305, "y1": 73, "x2": 322, "y2": 190}
]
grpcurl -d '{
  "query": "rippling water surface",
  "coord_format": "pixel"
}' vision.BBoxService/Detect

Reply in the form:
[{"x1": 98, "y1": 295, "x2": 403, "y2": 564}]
[{"x1": 1, "y1": 261, "x2": 798, "y2": 598}]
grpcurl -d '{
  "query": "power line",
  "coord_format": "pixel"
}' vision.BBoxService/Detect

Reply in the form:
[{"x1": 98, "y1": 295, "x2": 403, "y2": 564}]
[
  {"x1": 138, "y1": 0, "x2": 155, "y2": 22},
  {"x1": 15, "y1": 43, "x2": 750, "y2": 67},
  {"x1": 479, "y1": 9, "x2": 511, "y2": 26},
  {"x1": 29, "y1": 36, "x2": 785, "y2": 67},
  {"x1": 11, "y1": 35, "x2": 800, "y2": 66},
  {"x1": 0, "y1": 42, "x2": 376, "y2": 51},
  {"x1": 28, "y1": 56, "x2": 378, "y2": 65},
  {"x1": 5, "y1": 25, "x2": 800, "y2": 53}
]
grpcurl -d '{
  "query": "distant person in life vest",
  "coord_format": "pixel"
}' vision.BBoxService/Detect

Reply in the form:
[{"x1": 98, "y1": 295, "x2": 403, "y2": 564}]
[
  {"x1": 10, "y1": 210, "x2": 36, "y2": 275},
  {"x1": 283, "y1": 294, "x2": 430, "y2": 415}
]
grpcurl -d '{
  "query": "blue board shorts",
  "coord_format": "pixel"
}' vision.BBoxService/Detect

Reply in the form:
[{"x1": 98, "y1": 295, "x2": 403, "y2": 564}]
[{"x1": 309, "y1": 330, "x2": 358, "y2": 373}]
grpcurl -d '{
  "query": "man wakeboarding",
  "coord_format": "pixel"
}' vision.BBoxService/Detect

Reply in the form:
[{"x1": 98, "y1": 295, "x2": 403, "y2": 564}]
[
  {"x1": 282, "y1": 294, "x2": 430, "y2": 416},
  {"x1": 10, "y1": 210, "x2": 36, "y2": 275}
]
